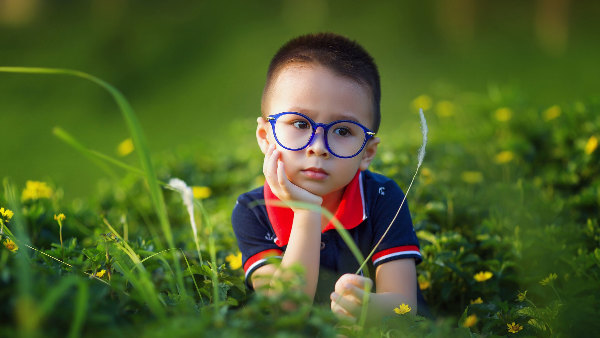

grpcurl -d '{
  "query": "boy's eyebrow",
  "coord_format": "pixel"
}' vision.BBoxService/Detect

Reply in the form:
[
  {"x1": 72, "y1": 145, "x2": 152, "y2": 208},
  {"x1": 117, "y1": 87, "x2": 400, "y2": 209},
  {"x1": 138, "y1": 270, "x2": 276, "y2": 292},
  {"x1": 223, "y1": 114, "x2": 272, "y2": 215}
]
[
  {"x1": 285, "y1": 108, "x2": 364, "y2": 123},
  {"x1": 285, "y1": 107, "x2": 312, "y2": 116},
  {"x1": 332, "y1": 112, "x2": 363, "y2": 122}
]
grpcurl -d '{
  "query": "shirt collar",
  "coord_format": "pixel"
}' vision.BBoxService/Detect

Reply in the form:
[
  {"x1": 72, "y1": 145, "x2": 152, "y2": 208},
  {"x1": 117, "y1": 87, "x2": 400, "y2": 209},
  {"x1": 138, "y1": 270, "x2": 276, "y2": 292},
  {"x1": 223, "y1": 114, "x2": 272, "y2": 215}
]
[{"x1": 264, "y1": 170, "x2": 366, "y2": 247}]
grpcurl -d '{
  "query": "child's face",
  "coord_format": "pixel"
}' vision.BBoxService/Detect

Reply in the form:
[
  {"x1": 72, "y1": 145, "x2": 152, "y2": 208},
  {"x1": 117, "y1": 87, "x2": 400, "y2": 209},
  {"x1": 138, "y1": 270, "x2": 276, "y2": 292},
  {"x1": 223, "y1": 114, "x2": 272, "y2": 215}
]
[{"x1": 257, "y1": 63, "x2": 380, "y2": 198}]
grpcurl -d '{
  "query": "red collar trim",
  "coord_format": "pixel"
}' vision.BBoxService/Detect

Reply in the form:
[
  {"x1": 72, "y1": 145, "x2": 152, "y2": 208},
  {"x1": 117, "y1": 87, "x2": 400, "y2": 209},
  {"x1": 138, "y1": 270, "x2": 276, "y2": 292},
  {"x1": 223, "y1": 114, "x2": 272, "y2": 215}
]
[{"x1": 264, "y1": 170, "x2": 366, "y2": 247}]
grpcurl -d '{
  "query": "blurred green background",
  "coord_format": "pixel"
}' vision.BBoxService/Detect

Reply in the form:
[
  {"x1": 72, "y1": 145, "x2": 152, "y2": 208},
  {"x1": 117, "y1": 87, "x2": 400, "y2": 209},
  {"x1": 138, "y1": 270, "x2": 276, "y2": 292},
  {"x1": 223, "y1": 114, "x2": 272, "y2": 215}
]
[{"x1": 1, "y1": 0, "x2": 599, "y2": 199}]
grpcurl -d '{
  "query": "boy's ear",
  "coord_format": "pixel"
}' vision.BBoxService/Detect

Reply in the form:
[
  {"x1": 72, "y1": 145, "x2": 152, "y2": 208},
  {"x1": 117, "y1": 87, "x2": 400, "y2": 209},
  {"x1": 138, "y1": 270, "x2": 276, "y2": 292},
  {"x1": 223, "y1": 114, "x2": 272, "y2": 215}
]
[
  {"x1": 359, "y1": 137, "x2": 380, "y2": 171},
  {"x1": 256, "y1": 116, "x2": 272, "y2": 154}
]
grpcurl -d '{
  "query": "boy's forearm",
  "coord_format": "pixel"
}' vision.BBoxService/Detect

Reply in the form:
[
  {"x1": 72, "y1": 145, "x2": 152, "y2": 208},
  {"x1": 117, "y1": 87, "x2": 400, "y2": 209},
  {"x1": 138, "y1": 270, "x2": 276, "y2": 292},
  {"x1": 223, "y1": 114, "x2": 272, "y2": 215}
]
[{"x1": 274, "y1": 209, "x2": 322, "y2": 299}]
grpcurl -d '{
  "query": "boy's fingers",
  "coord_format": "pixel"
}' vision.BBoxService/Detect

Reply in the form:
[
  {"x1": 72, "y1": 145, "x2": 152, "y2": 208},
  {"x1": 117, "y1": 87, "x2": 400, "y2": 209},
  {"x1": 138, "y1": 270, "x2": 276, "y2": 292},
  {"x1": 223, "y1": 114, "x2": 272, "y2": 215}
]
[
  {"x1": 263, "y1": 146, "x2": 279, "y2": 188},
  {"x1": 277, "y1": 160, "x2": 302, "y2": 202},
  {"x1": 331, "y1": 292, "x2": 363, "y2": 319},
  {"x1": 262, "y1": 144, "x2": 275, "y2": 176},
  {"x1": 277, "y1": 160, "x2": 290, "y2": 189},
  {"x1": 336, "y1": 273, "x2": 373, "y2": 292},
  {"x1": 331, "y1": 292, "x2": 359, "y2": 320},
  {"x1": 345, "y1": 284, "x2": 367, "y2": 301},
  {"x1": 264, "y1": 148, "x2": 295, "y2": 201},
  {"x1": 331, "y1": 305, "x2": 356, "y2": 323},
  {"x1": 334, "y1": 274, "x2": 348, "y2": 292},
  {"x1": 261, "y1": 145, "x2": 322, "y2": 206},
  {"x1": 358, "y1": 276, "x2": 373, "y2": 290},
  {"x1": 331, "y1": 306, "x2": 356, "y2": 323}
]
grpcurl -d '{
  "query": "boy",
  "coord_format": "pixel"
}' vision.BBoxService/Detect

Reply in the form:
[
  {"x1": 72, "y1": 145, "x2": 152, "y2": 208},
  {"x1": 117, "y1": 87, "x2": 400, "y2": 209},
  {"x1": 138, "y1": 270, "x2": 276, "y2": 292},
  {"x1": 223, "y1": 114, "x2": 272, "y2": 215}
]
[{"x1": 231, "y1": 33, "x2": 422, "y2": 322}]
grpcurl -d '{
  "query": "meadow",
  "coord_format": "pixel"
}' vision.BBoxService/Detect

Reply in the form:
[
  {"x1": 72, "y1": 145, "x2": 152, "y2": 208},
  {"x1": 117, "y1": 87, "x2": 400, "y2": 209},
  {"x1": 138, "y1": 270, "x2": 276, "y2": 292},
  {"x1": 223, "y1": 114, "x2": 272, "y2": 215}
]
[
  {"x1": 2, "y1": 2, "x2": 600, "y2": 337},
  {"x1": 1, "y1": 66, "x2": 598, "y2": 337}
]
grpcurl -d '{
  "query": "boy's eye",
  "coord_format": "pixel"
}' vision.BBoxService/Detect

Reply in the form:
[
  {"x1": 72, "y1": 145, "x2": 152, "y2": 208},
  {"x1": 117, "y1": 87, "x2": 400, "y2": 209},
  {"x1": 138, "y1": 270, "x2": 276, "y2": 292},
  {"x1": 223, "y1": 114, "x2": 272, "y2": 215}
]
[
  {"x1": 333, "y1": 126, "x2": 352, "y2": 137},
  {"x1": 292, "y1": 120, "x2": 310, "y2": 129}
]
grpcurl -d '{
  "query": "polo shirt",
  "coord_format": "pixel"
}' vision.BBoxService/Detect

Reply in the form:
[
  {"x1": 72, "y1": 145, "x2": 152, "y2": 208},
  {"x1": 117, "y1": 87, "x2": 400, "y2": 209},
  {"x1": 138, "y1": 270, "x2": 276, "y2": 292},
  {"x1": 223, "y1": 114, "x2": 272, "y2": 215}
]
[{"x1": 231, "y1": 169, "x2": 422, "y2": 302}]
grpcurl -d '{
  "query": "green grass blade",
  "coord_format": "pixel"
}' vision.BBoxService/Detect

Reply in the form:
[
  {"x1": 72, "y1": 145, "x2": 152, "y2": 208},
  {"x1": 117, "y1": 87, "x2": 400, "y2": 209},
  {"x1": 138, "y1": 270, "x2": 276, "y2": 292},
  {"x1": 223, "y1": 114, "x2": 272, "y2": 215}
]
[
  {"x1": 53, "y1": 126, "x2": 144, "y2": 177},
  {"x1": 35, "y1": 276, "x2": 89, "y2": 338},
  {"x1": 51, "y1": 126, "x2": 118, "y2": 179},
  {"x1": 0, "y1": 66, "x2": 186, "y2": 298},
  {"x1": 53, "y1": 126, "x2": 168, "y2": 244},
  {"x1": 194, "y1": 198, "x2": 222, "y2": 322},
  {"x1": 180, "y1": 248, "x2": 205, "y2": 304},
  {"x1": 70, "y1": 278, "x2": 89, "y2": 338},
  {"x1": 3, "y1": 179, "x2": 37, "y2": 335},
  {"x1": 113, "y1": 260, "x2": 166, "y2": 317},
  {"x1": 103, "y1": 220, "x2": 166, "y2": 317},
  {"x1": 3, "y1": 179, "x2": 32, "y2": 297}
]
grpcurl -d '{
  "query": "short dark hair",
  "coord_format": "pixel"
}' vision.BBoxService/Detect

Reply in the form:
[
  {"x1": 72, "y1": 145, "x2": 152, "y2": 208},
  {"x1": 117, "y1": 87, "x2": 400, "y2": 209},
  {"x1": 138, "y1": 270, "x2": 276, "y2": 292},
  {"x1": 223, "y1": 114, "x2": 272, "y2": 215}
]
[{"x1": 262, "y1": 33, "x2": 381, "y2": 133}]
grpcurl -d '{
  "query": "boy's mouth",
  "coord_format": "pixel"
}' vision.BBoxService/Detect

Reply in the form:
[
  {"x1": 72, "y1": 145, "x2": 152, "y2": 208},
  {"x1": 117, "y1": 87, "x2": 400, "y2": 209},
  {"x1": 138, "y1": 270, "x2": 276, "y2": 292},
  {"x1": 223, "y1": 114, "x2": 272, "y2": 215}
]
[{"x1": 301, "y1": 167, "x2": 329, "y2": 180}]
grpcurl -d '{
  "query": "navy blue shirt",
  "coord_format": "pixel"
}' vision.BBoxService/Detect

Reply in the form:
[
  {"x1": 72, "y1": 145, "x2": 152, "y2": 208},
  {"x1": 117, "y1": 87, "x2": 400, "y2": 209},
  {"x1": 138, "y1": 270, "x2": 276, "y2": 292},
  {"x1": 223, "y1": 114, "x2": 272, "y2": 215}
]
[{"x1": 231, "y1": 170, "x2": 421, "y2": 302}]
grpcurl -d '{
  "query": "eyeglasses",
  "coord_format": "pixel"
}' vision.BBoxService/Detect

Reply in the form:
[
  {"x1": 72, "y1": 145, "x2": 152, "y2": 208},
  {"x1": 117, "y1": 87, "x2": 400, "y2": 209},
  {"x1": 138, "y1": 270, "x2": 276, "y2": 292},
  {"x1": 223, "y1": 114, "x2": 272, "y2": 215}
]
[{"x1": 266, "y1": 112, "x2": 375, "y2": 159}]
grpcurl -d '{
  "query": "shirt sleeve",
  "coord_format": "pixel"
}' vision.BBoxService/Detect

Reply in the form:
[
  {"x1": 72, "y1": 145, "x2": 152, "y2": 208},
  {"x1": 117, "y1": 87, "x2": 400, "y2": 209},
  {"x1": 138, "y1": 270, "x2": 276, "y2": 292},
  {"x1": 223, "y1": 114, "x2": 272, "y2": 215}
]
[
  {"x1": 369, "y1": 179, "x2": 422, "y2": 267},
  {"x1": 231, "y1": 193, "x2": 283, "y2": 288}
]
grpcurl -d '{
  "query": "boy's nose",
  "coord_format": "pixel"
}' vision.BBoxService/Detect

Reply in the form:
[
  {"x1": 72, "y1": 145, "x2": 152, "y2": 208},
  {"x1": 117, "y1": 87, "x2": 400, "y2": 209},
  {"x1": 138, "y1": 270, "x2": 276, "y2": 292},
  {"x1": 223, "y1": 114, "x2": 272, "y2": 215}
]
[{"x1": 307, "y1": 127, "x2": 330, "y2": 157}]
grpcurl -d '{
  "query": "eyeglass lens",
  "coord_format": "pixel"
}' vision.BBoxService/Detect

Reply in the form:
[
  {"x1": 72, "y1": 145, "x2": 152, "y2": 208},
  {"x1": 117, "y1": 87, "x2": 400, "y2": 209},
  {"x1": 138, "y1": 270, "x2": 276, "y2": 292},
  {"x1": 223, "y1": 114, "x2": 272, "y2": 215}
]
[{"x1": 273, "y1": 113, "x2": 367, "y2": 157}]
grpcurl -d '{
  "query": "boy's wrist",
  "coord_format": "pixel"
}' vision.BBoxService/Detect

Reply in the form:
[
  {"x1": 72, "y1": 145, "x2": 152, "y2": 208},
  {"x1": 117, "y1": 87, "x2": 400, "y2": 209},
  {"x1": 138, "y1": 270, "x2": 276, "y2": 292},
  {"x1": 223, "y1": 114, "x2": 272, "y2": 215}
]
[
  {"x1": 292, "y1": 207, "x2": 322, "y2": 219},
  {"x1": 289, "y1": 208, "x2": 322, "y2": 234},
  {"x1": 294, "y1": 209, "x2": 321, "y2": 223},
  {"x1": 288, "y1": 196, "x2": 323, "y2": 212}
]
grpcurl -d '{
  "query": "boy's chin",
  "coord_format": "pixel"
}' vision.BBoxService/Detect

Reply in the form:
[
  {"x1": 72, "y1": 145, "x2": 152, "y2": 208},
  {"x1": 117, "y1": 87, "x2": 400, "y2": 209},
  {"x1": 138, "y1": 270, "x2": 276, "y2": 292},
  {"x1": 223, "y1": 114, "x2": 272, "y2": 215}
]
[
  {"x1": 291, "y1": 180, "x2": 326, "y2": 197},
  {"x1": 295, "y1": 181, "x2": 339, "y2": 199}
]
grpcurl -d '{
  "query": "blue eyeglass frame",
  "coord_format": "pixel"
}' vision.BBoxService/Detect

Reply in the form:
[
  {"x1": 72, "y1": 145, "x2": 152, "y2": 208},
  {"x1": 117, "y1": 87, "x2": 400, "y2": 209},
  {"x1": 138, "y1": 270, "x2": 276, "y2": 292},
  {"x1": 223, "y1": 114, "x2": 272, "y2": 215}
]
[{"x1": 266, "y1": 111, "x2": 376, "y2": 159}]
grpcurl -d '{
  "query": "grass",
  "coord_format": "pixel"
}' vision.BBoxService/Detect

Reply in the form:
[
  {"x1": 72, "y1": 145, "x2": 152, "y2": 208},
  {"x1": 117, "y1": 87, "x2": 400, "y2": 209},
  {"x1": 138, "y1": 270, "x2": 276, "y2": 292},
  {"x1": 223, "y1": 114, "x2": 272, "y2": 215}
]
[{"x1": 1, "y1": 68, "x2": 599, "y2": 337}]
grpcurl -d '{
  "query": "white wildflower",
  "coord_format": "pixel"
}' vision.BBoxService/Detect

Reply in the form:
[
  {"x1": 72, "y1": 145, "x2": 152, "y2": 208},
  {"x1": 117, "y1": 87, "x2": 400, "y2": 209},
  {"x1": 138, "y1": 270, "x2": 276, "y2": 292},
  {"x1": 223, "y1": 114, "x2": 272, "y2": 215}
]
[
  {"x1": 168, "y1": 178, "x2": 198, "y2": 239},
  {"x1": 418, "y1": 108, "x2": 428, "y2": 167}
]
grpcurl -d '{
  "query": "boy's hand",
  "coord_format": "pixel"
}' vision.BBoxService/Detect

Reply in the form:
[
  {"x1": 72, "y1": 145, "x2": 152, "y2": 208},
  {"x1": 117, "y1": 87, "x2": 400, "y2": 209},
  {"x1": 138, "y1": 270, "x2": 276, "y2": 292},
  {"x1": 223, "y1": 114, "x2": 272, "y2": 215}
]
[
  {"x1": 263, "y1": 144, "x2": 323, "y2": 209},
  {"x1": 330, "y1": 273, "x2": 373, "y2": 322}
]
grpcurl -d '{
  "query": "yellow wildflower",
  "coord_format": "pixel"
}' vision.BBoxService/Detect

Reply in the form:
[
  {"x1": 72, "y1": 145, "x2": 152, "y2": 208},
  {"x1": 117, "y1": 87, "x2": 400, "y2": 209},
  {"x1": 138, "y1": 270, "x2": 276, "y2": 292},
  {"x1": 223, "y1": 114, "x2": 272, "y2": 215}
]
[
  {"x1": 393, "y1": 303, "x2": 412, "y2": 315},
  {"x1": 21, "y1": 180, "x2": 53, "y2": 201},
  {"x1": 435, "y1": 100, "x2": 455, "y2": 117},
  {"x1": 192, "y1": 186, "x2": 212, "y2": 199},
  {"x1": 474, "y1": 271, "x2": 493, "y2": 282},
  {"x1": 494, "y1": 107, "x2": 513, "y2": 122},
  {"x1": 54, "y1": 213, "x2": 65, "y2": 250},
  {"x1": 225, "y1": 252, "x2": 242, "y2": 270},
  {"x1": 507, "y1": 322, "x2": 523, "y2": 333},
  {"x1": 461, "y1": 171, "x2": 483, "y2": 184},
  {"x1": 418, "y1": 275, "x2": 431, "y2": 290},
  {"x1": 463, "y1": 314, "x2": 478, "y2": 328},
  {"x1": 542, "y1": 105, "x2": 561, "y2": 121},
  {"x1": 585, "y1": 136, "x2": 598, "y2": 155},
  {"x1": 117, "y1": 138, "x2": 134, "y2": 157},
  {"x1": 54, "y1": 213, "x2": 66, "y2": 222},
  {"x1": 0, "y1": 207, "x2": 14, "y2": 221},
  {"x1": 412, "y1": 94, "x2": 432, "y2": 112},
  {"x1": 495, "y1": 150, "x2": 515, "y2": 164},
  {"x1": 3, "y1": 238, "x2": 18, "y2": 252},
  {"x1": 517, "y1": 290, "x2": 528, "y2": 302},
  {"x1": 470, "y1": 297, "x2": 483, "y2": 304},
  {"x1": 95, "y1": 269, "x2": 106, "y2": 278},
  {"x1": 540, "y1": 273, "x2": 557, "y2": 286}
]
